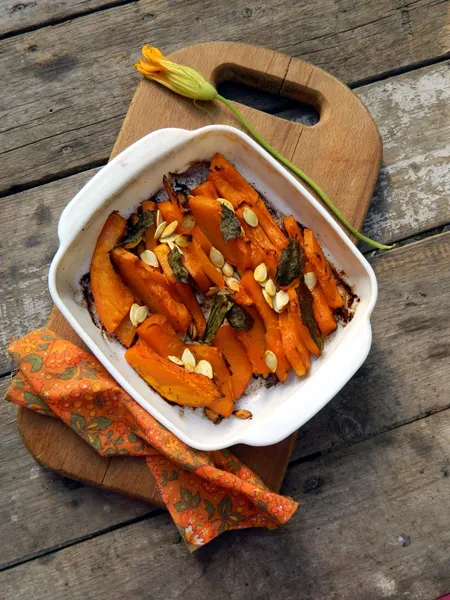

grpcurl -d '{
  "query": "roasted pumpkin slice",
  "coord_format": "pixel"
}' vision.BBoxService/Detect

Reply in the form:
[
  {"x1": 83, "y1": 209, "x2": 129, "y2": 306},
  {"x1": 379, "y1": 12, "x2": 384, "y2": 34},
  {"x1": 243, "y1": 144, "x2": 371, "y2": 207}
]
[
  {"x1": 110, "y1": 247, "x2": 191, "y2": 333},
  {"x1": 136, "y1": 314, "x2": 186, "y2": 359},
  {"x1": 191, "y1": 180, "x2": 218, "y2": 199},
  {"x1": 90, "y1": 212, "x2": 134, "y2": 333},
  {"x1": 125, "y1": 339, "x2": 221, "y2": 407},
  {"x1": 188, "y1": 344, "x2": 235, "y2": 418},
  {"x1": 188, "y1": 195, "x2": 251, "y2": 270},
  {"x1": 114, "y1": 314, "x2": 136, "y2": 347},
  {"x1": 154, "y1": 244, "x2": 206, "y2": 337},
  {"x1": 303, "y1": 228, "x2": 343, "y2": 309},
  {"x1": 209, "y1": 153, "x2": 287, "y2": 250},
  {"x1": 235, "y1": 306, "x2": 270, "y2": 377},
  {"x1": 241, "y1": 270, "x2": 290, "y2": 382},
  {"x1": 213, "y1": 325, "x2": 253, "y2": 399}
]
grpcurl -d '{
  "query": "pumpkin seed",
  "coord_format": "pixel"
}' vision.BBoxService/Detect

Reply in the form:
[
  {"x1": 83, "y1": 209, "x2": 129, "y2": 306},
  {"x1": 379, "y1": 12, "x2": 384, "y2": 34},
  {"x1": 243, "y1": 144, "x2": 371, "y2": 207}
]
[
  {"x1": 210, "y1": 247, "x2": 225, "y2": 268},
  {"x1": 140, "y1": 250, "x2": 159, "y2": 268},
  {"x1": 217, "y1": 197, "x2": 234, "y2": 211},
  {"x1": 304, "y1": 271, "x2": 317, "y2": 291},
  {"x1": 222, "y1": 262, "x2": 234, "y2": 277},
  {"x1": 168, "y1": 355, "x2": 184, "y2": 366},
  {"x1": 233, "y1": 409, "x2": 253, "y2": 420},
  {"x1": 156, "y1": 209, "x2": 163, "y2": 227},
  {"x1": 206, "y1": 286, "x2": 219, "y2": 297},
  {"x1": 189, "y1": 323, "x2": 198, "y2": 339},
  {"x1": 160, "y1": 220, "x2": 179, "y2": 239},
  {"x1": 154, "y1": 221, "x2": 168, "y2": 240},
  {"x1": 134, "y1": 305, "x2": 148, "y2": 325},
  {"x1": 181, "y1": 348, "x2": 196, "y2": 369},
  {"x1": 265, "y1": 278, "x2": 276, "y2": 297},
  {"x1": 129, "y1": 303, "x2": 140, "y2": 327},
  {"x1": 264, "y1": 350, "x2": 278, "y2": 373},
  {"x1": 273, "y1": 290, "x2": 289, "y2": 313},
  {"x1": 254, "y1": 263, "x2": 267, "y2": 283},
  {"x1": 194, "y1": 359, "x2": 213, "y2": 379},
  {"x1": 225, "y1": 276, "x2": 240, "y2": 291},
  {"x1": 175, "y1": 234, "x2": 191, "y2": 247},
  {"x1": 182, "y1": 214, "x2": 196, "y2": 232},
  {"x1": 205, "y1": 407, "x2": 222, "y2": 424},
  {"x1": 243, "y1": 207, "x2": 258, "y2": 227},
  {"x1": 262, "y1": 289, "x2": 274, "y2": 309}
]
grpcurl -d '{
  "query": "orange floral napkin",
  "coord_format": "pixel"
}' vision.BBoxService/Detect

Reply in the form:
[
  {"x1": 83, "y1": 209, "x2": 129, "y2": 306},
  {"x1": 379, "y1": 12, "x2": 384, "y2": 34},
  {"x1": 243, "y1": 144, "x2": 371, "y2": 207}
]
[{"x1": 5, "y1": 328, "x2": 297, "y2": 550}]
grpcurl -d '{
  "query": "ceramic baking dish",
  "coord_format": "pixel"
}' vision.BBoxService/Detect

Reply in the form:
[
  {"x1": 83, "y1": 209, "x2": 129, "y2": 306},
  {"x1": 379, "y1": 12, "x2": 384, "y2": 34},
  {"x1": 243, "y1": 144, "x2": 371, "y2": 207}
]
[{"x1": 49, "y1": 124, "x2": 377, "y2": 451}]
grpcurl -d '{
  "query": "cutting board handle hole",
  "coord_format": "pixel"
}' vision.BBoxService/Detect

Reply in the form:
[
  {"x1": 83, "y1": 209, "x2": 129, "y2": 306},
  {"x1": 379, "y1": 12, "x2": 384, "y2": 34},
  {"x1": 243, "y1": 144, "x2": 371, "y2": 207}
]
[{"x1": 214, "y1": 65, "x2": 320, "y2": 127}]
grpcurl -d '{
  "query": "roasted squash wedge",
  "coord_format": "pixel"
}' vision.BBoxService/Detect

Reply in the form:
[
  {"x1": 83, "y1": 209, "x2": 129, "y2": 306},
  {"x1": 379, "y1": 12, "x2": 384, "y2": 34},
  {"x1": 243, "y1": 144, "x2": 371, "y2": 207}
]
[
  {"x1": 110, "y1": 247, "x2": 192, "y2": 333},
  {"x1": 191, "y1": 180, "x2": 218, "y2": 199},
  {"x1": 236, "y1": 306, "x2": 270, "y2": 377},
  {"x1": 241, "y1": 270, "x2": 290, "y2": 382},
  {"x1": 154, "y1": 244, "x2": 206, "y2": 337},
  {"x1": 188, "y1": 344, "x2": 235, "y2": 418},
  {"x1": 304, "y1": 228, "x2": 343, "y2": 309},
  {"x1": 125, "y1": 339, "x2": 221, "y2": 407},
  {"x1": 136, "y1": 314, "x2": 186, "y2": 358},
  {"x1": 188, "y1": 195, "x2": 251, "y2": 269},
  {"x1": 90, "y1": 212, "x2": 134, "y2": 333},
  {"x1": 213, "y1": 325, "x2": 253, "y2": 399},
  {"x1": 210, "y1": 153, "x2": 287, "y2": 250},
  {"x1": 114, "y1": 314, "x2": 136, "y2": 347}
]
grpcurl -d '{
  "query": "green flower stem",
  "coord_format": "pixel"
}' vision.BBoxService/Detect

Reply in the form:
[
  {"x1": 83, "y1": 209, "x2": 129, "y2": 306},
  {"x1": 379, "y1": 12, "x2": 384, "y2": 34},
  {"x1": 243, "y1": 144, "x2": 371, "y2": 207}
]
[{"x1": 216, "y1": 94, "x2": 392, "y2": 250}]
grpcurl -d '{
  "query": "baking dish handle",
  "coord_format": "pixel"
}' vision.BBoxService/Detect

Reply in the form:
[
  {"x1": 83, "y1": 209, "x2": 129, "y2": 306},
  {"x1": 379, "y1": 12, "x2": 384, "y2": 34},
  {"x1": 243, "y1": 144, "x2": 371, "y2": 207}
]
[{"x1": 57, "y1": 128, "x2": 194, "y2": 246}]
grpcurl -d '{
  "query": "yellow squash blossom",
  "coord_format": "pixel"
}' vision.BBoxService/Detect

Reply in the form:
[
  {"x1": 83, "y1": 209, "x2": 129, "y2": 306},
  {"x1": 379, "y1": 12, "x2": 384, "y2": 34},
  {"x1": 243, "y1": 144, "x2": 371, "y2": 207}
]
[
  {"x1": 134, "y1": 46, "x2": 391, "y2": 250},
  {"x1": 135, "y1": 46, "x2": 218, "y2": 101}
]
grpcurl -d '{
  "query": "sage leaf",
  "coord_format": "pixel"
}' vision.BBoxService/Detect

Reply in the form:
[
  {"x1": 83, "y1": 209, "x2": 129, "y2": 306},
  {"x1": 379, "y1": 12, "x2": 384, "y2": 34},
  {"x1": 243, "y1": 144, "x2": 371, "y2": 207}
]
[
  {"x1": 296, "y1": 279, "x2": 324, "y2": 351},
  {"x1": 226, "y1": 303, "x2": 254, "y2": 331},
  {"x1": 119, "y1": 211, "x2": 155, "y2": 247},
  {"x1": 275, "y1": 237, "x2": 303, "y2": 287},
  {"x1": 203, "y1": 290, "x2": 232, "y2": 344},
  {"x1": 168, "y1": 246, "x2": 189, "y2": 284},
  {"x1": 220, "y1": 205, "x2": 241, "y2": 241}
]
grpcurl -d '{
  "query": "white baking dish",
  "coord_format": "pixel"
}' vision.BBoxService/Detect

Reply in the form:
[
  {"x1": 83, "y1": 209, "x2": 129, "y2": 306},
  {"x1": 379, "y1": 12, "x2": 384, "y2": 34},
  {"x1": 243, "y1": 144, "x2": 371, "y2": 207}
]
[{"x1": 49, "y1": 125, "x2": 377, "y2": 451}]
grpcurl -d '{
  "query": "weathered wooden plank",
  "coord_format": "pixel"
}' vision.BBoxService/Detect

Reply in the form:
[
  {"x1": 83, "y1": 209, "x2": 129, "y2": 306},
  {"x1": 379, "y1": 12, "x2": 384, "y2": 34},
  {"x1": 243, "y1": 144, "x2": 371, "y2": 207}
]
[
  {"x1": 0, "y1": 0, "x2": 116, "y2": 37},
  {"x1": 292, "y1": 230, "x2": 450, "y2": 460},
  {"x1": 0, "y1": 168, "x2": 99, "y2": 375},
  {"x1": 1, "y1": 409, "x2": 449, "y2": 599},
  {"x1": 277, "y1": 60, "x2": 450, "y2": 247},
  {"x1": 1, "y1": 0, "x2": 449, "y2": 193},
  {"x1": 0, "y1": 376, "x2": 156, "y2": 568}
]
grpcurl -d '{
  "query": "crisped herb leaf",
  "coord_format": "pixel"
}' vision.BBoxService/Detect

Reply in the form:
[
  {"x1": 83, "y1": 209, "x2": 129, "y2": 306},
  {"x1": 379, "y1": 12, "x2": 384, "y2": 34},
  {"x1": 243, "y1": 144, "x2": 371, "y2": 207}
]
[
  {"x1": 275, "y1": 237, "x2": 303, "y2": 286},
  {"x1": 220, "y1": 205, "x2": 241, "y2": 241},
  {"x1": 119, "y1": 211, "x2": 155, "y2": 247},
  {"x1": 296, "y1": 279, "x2": 324, "y2": 351},
  {"x1": 203, "y1": 290, "x2": 232, "y2": 344},
  {"x1": 168, "y1": 246, "x2": 189, "y2": 284},
  {"x1": 226, "y1": 303, "x2": 254, "y2": 331}
]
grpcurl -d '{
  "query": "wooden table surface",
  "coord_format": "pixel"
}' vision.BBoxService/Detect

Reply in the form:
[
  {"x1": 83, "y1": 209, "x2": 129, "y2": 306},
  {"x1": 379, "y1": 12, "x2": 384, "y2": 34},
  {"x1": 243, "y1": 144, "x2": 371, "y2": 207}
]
[{"x1": 1, "y1": 1, "x2": 450, "y2": 598}]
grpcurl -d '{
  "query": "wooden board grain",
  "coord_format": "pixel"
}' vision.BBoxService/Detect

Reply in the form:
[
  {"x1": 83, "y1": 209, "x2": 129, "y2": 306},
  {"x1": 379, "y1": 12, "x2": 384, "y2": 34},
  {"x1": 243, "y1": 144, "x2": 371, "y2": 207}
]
[
  {"x1": 16, "y1": 43, "x2": 382, "y2": 507},
  {"x1": 1, "y1": 0, "x2": 449, "y2": 194},
  {"x1": 4, "y1": 409, "x2": 450, "y2": 599},
  {"x1": 3, "y1": 60, "x2": 450, "y2": 377}
]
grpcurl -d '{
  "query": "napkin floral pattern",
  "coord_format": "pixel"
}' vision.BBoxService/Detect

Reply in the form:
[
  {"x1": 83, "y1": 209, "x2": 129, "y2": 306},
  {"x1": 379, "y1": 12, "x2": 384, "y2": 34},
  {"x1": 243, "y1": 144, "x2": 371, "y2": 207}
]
[{"x1": 6, "y1": 328, "x2": 297, "y2": 550}]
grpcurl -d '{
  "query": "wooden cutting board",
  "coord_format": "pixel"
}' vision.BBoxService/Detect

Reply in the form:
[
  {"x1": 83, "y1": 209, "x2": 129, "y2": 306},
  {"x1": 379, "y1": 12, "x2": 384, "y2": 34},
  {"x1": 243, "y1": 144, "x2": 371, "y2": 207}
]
[{"x1": 17, "y1": 42, "x2": 381, "y2": 506}]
